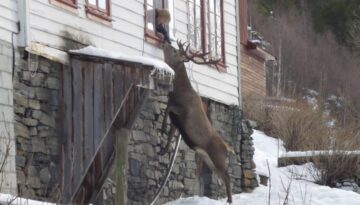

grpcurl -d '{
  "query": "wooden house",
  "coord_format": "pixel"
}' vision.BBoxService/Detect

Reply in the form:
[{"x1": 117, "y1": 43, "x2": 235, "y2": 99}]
[
  {"x1": 0, "y1": 0, "x2": 260, "y2": 204},
  {"x1": 239, "y1": 0, "x2": 274, "y2": 97}
]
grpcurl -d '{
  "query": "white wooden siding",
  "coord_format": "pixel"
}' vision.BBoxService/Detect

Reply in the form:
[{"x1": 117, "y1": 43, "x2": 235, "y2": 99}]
[
  {"x1": 0, "y1": 0, "x2": 18, "y2": 195},
  {"x1": 0, "y1": 0, "x2": 18, "y2": 42},
  {"x1": 26, "y1": 0, "x2": 240, "y2": 105}
]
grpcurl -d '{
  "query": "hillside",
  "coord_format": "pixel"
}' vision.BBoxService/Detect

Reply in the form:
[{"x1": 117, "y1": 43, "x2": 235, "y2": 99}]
[
  {"x1": 248, "y1": 0, "x2": 360, "y2": 114},
  {"x1": 163, "y1": 130, "x2": 360, "y2": 205}
]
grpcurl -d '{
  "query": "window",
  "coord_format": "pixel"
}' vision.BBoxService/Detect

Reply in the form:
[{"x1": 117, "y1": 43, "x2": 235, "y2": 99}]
[
  {"x1": 187, "y1": 0, "x2": 225, "y2": 66},
  {"x1": 54, "y1": 0, "x2": 77, "y2": 8},
  {"x1": 144, "y1": 0, "x2": 168, "y2": 44},
  {"x1": 86, "y1": 0, "x2": 111, "y2": 21}
]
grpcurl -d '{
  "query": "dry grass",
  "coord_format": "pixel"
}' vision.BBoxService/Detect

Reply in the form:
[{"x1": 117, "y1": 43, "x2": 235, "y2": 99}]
[{"x1": 269, "y1": 101, "x2": 331, "y2": 151}]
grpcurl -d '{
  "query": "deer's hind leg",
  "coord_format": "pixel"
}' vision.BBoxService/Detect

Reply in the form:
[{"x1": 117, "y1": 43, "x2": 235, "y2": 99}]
[{"x1": 211, "y1": 152, "x2": 232, "y2": 204}]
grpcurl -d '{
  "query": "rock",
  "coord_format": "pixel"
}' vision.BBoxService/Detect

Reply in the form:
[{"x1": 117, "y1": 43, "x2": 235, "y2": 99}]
[
  {"x1": 35, "y1": 87, "x2": 50, "y2": 100},
  {"x1": 14, "y1": 106, "x2": 25, "y2": 115},
  {"x1": 45, "y1": 77, "x2": 59, "y2": 89},
  {"x1": 28, "y1": 99, "x2": 40, "y2": 110},
  {"x1": 143, "y1": 144, "x2": 154, "y2": 156},
  {"x1": 21, "y1": 71, "x2": 31, "y2": 81},
  {"x1": 244, "y1": 170, "x2": 255, "y2": 179},
  {"x1": 16, "y1": 156, "x2": 27, "y2": 168},
  {"x1": 145, "y1": 169, "x2": 155, "y2": 179},
  {"x1": 28, "y1": 176, "x2": 41, "y2": 189},
  {"x1": 32, "y1": 110, "x2": 56, "y2": 128},
  {"x1": 129, "y1": 159, "x2": 141, "y2": 176},
  {"x1": 17, "y1": 170, "x2": 26, "y2": 185},
  {"x1": 46, "y1": 137, "x2": 59, "y2": 155},
  {"x1": 248, "y1": 120, "x2": 258, "y2": 129},
  {"x1": 39, "y1": 168, "x2": 51, "y2": 184},
  {"x1": 15, "y1": 122, "x2": 30, "y2": 138},
  {"x1": 250, "y1": 160, "x2": 256, "y2": 169},
  {"x1": 22, "y1": 118, "x2": 38, "y2": 126},
  {"x1": 169, "y1": 181, "x2": 184, "y2": 190},
  {"x1": 31, "y1": 138, "x2": 46, "y2": 153},
  {"x1": 14, "y1": 92, "x2": 28, "y2": 107},
  {"x1": 30, "y1": 73, "x2": 45, "y2": 86},
  {"x1": 30, "y1": 127, "x2": 38, "y2": 136},
  {"x1": 40, "y1": 62, "x2": 50, "y2": 73},
  {"x1": 28, "y1": 166, "x2": 38, "y2": 176},
  {"x1": 132, "y1": 131, "x2": 146, "y2": 142}
]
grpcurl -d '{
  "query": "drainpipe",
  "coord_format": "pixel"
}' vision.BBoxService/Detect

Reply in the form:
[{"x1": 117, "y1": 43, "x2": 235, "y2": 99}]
[
  {"x1": 235, "y1": 0, "x2": 242, "y2": 108},
  {"x1": 17, "y1": 0, "x2": 30, "y2": 47}
]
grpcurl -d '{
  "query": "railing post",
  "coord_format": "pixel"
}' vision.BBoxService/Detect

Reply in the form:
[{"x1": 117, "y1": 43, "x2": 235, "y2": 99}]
[{"x1": 115, "y1": 128, "x2": 131, "y2": 205}]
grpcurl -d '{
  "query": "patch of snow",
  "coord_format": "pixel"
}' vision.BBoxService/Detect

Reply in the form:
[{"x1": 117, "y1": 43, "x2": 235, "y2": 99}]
[
  {"x1": 281, "y1": 150, "x2": 360, "y2": 158},
  {"x1": 164, "y1": 130, "x2": 360, "y2": 205},
  {"x1": 69, "y1": 46, "x2": 175, "y2": 77},
  {"x1": 0, "y1": 193, "x2": 55, "y2": 205}
]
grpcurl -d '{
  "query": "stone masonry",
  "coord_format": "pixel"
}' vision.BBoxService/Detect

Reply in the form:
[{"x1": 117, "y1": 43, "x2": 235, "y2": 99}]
[
  {"x1": 100, "y1": 91, "x2": 258, "y2": 205},
  {"x1": 13, "y1": 54, "x2": 61, "y2": 201},
  {"x1": 0, "y1": 39, "x2": 17, "y2": 195}
]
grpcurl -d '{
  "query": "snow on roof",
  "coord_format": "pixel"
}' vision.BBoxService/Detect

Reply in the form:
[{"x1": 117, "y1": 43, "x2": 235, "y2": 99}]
[{"x1": 69, "y1": 46, "x2": 174, "y2": 77}]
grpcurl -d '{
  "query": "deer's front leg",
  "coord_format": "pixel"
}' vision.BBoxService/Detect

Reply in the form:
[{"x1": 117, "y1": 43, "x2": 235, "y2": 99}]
[{"x1": 161, "y1": 105, "x2": 181, "y2": 137}]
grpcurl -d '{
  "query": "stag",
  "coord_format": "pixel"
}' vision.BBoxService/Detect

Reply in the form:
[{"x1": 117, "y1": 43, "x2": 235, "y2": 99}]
[{"x1": 160, "y1": 41, "x2": 234, "y2": 204}]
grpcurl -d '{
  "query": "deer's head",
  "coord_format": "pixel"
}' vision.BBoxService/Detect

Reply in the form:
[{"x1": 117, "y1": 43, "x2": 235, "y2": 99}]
[{"x1": 162, "y1": 41, "x2": 221, "y2": 72}]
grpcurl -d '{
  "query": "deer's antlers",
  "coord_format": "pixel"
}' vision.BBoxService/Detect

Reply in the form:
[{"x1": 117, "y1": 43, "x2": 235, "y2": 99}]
[{"x1": 176, "y1": 40, "x2": 222, "y2": 71}]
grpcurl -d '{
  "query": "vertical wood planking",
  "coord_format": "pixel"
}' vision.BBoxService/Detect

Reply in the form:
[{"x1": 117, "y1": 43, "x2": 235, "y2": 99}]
[
  {"x1": 62, "y1": 65, "x2": 73, "y2": 201},
  {"x1": 104, "y1": 63, "x2": 114, "y2": 126},
  {"x1": 93, "y1": 63, "x2": 104, "y2": 174},
  {"x1": 113, "y1": 65, "x2": 124, "y2": 111},
  {"x1": 72, "y1": 59, "x2": 84, "y2": 190},
  {"x1": 84, "y1": 62, "x2": 95, "y2": 168},
  {"x1": 94, "y1": 64, "x2": 105, "y2": 146}
]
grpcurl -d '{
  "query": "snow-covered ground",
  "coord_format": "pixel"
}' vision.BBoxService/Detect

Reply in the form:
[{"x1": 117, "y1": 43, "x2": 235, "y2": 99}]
[
  {"x1": 164, "y1": 130, "x2": 360, "y2": 205},
  {"x1": 0, "y1": 193, "x2": 55, "y2": 205}
]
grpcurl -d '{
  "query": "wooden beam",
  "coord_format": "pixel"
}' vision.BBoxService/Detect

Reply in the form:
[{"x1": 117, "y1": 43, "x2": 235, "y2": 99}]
[{"x1": 115, "y1": 128, "x2": 131, "y2": 205}]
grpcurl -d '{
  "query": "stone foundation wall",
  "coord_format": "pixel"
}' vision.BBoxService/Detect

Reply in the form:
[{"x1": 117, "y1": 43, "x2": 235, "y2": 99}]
[
  {"x1": 13, "y1": 54, "x2": 61, "y2": 201},
  {"x1": 100, "y1": 91, "x2": 258, "y2": 205}
]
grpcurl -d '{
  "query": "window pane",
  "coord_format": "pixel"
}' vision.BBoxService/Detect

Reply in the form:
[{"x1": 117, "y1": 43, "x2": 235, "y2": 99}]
[
  {"x1": 154, "y1": 0, "x2": 164, "y2": 8},
  {"x1": 99, "y1": 0, "x2": 107, "y2": 10},
  {"x1": 188, "y1": 0, "x2": 195, "y2": 47},
  {"x1": 195, "y1": 0, "x2": 202, "y2": 50},
  {"x1": 146, "y1": 4, "x2": 155, "y2": 31},
  {"x1": 88, "y1": 0, "x2": 96, "y2": 5}
]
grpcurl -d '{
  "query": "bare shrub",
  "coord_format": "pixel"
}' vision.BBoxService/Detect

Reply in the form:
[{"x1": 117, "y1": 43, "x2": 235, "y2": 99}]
[
  {"x1": 242, "y1": 94, "x2": 271, "y2": 131},
  {"x1": 269, "y1": 100, "x2": 330, "y2": 151}
]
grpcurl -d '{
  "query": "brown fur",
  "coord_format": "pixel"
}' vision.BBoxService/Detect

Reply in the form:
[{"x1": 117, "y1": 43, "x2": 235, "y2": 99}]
[{"x1": 161, "y1": 42, "x2": 233, "y2": 204}]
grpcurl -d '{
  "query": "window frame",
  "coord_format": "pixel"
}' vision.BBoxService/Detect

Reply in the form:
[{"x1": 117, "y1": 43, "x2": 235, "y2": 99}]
[
  {"x1": 144, "y1": 0, "x2": 168, "y2": 46},
  {"x1": 53, "y1": 0, "x2": 78, "y2": 9},
  {"x1": 85, "y1": 0, "x2": 112, "y2": 22},
  {"x1": 189, "y1": 0, "x2": 226, "y2": 71}
]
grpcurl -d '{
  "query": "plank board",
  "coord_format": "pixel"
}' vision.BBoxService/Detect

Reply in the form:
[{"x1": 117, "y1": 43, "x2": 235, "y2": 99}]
[
  {"x1": 84, "y1": 62, "x2": 95, "y2": 168},
  {"x1": 72, "y1": 59, "x2": 84, "y2": 190},
  {"x1": 62, "y1": 65, "x2": 73, "y2": 200}
]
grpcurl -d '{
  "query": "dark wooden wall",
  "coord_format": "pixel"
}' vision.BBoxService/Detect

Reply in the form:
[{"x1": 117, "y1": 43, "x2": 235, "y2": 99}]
[
  {"x1": 241, "y1": 45, "x2": 267, "y2": 97},
  {"x1": 60, "y1": 56, "x2": 153, "y2": 204}
]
